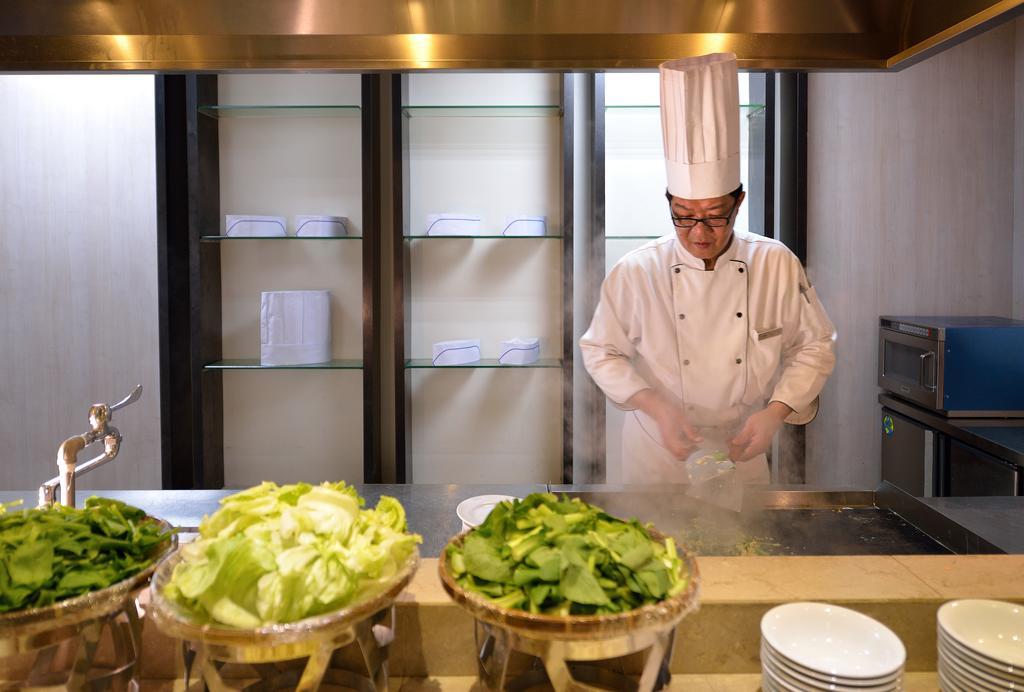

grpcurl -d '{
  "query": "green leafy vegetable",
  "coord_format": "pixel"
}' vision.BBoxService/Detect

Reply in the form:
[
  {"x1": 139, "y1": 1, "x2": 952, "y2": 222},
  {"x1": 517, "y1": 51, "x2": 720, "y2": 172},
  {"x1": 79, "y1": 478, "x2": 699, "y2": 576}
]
[
  {"x1": 164, "y1": 481, "x2": 421, "y2": 628},
  {"x1": 0, "y1": 497, "x2": 170, "y2": 614},
  {"x1": 446, "y1": 493, "x2": 689, "y2": 616}
]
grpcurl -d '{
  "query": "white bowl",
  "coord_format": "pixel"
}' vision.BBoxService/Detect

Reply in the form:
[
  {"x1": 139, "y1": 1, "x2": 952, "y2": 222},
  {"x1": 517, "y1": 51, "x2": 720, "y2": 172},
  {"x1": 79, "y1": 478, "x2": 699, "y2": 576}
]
[
  {"x1": 941, "y1": 650, "x2": 1009, "y2": 692},
  {"x1": 762, "y1": 655, "x2": 901, "y2": 692},
  {"x1": 456, "y1": 495, "x2": 518, "y2": 532},
  {"x1": 939, "y1": 600, "x2": 1024, "y2": 668},
  {"x1": 938, "y1": 665, "x2": 967, "y2": 692},
  {"x1": 761, "y1": 643, "x2": 901, "y2": 690},
  {"x1": 761, "y1": 602, "x2": 906, "y2": 679},
  {"x1": 939, "y1": 627, "x2": 1024, "y2": 680},
  {"x1": 762, "y1": 671, "x2": 784, "y2": 692},
  {"x1": 940, "y1": 644, "x2": 1019, "y2": 691}
]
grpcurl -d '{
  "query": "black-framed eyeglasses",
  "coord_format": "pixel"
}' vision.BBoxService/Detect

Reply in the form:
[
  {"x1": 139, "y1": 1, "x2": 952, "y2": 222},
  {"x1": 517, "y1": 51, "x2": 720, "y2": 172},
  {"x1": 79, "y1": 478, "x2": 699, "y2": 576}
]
[{"x1": 670, "y1": 198, "x2": 738, "y2": 230}]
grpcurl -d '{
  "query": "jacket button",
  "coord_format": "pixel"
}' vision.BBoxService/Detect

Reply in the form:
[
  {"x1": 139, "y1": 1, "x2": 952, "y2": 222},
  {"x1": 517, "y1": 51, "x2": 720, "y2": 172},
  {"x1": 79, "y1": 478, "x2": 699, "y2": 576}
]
[
  {"x1": 674, "y1": 267, "x2": 681, "y2": 274},
  {"x1": 683, "y1": 359, "x2": 690, "y2": 365},
  {"x1": 736, "y1": 312, "x2": 743, "y2": 318},
  {"x1": 678, "y1": 313, "x2": 685, "y2": 320},
  {"x1": 736, "y1": 358, "x2": 743, "y2": 364},
  {"x1": 738, "y1": 267, "x2": 745, "y2": 273}
]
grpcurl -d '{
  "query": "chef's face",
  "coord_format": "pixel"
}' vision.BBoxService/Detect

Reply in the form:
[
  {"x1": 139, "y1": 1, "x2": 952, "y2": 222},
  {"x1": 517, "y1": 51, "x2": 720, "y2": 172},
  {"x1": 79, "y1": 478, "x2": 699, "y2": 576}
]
[{"x1": 668, "y1": 191, "x2": 745, "y2": 260}]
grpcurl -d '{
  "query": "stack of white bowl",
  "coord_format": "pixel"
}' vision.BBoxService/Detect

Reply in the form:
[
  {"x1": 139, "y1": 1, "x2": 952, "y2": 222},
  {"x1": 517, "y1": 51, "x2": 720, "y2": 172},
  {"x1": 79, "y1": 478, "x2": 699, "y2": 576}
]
[
  {"x1": 761, "y1": 602, "x2": 906, "y2": 691},
  {"x1": 938, "y1": 599, "x2": 1024, "y2": 691}
]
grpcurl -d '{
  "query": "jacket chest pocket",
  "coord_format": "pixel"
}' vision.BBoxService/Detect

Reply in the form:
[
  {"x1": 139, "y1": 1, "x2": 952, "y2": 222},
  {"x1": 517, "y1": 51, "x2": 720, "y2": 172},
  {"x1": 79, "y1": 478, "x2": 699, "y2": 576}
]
[{"x1": 745, "y1": 327, "x2": 784, "y2": 398}]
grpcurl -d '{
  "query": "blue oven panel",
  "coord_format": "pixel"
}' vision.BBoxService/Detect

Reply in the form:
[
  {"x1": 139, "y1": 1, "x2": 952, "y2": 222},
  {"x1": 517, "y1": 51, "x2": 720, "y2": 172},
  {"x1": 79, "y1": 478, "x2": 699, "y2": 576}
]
[{"x1": 944, "y1": 327, "x2": 1024, "y2": 413}]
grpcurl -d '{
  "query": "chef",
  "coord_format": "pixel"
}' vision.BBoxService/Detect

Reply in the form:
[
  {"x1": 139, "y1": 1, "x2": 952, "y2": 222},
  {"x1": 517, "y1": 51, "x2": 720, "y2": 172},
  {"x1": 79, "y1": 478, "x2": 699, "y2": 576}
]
[{"x1": 580, "y1": 52, "x2": 836, "y2": 484}]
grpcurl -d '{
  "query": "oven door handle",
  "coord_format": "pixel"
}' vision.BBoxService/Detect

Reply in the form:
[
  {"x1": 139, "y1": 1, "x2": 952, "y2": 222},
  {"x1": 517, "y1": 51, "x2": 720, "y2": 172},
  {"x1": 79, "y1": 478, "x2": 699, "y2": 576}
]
[{"x1": 919, "y1": 352, "x2": 937, "y2": 391}]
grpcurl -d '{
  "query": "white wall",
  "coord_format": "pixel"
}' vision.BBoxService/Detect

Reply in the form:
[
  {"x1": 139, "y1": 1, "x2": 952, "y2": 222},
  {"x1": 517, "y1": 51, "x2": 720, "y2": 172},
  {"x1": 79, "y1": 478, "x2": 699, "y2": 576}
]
[
  {"x1": 0, "y1": 75, "x2": 160, "y2": 491},
  {"x1": 216, "y1": 75, "x2": 365, "y2": 487},
  {"x1": 806, "y1": 23, "x2": 1018, "y2": 487}
]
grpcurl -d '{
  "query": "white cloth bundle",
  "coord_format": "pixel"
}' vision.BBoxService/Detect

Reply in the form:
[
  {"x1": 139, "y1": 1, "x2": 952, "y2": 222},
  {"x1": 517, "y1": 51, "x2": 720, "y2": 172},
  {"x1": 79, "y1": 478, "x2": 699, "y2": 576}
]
[
  {"x1": 226, "y1": 215, "x2": 287, "y2": 237},
  {"x1": 501, "y1": 216, "x2": 547, "y2": 237},
  {"x1": 295, "y1": 215, "x2": 348, "y2": 237},
  {"x1": 260, "y1": 290, "x2": 331, "y2": 366},
  {"x1": 498, "y1": 337, "x2": 541, "y2": 365},
  {"x1": 425, "y1": 213, "x2": 481, "y2": 236},
  {"x1": 432, "y1": 339, "x2": 481, "y2": 366}
]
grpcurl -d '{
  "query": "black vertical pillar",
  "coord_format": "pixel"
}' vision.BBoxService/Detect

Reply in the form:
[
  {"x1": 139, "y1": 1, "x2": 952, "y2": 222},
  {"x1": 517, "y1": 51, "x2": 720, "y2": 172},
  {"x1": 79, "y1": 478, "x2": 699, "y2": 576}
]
[
  {"x1": 392, "y1": 74, "x2": 412, "y2": 484},
  {"x1": 561, "y1": 74, "x2": 575, "y2": 484},
  {"x1": 361, "y1": 75, "x2": 383, "y2": 483},
  {"x1": 187, "y1": 75, "x2": 224, "y2": 489}
]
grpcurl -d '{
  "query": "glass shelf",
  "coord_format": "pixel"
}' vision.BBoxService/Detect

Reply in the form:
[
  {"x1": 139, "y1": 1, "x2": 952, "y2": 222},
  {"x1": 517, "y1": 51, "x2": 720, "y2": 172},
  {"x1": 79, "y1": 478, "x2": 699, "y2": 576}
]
[
  {"x1": 606, "y1": 103, "x2": 766, "y2": 114},
  {"x1": 201, "y1": 235, "x2": 362, "y2": 241},
  {"x1": 197, "y1": 105, "x2": 362, "y2": 119},
  {"x1": 404, "y1": 234, "x2": 563, "y2": 240},
  {"x1": 403, "y1": 105, "x2": 562, "y2": 118},
  {"x1": 205, "y1": 359, "x2": 363, "y2": 370},
  {"x1": 406, "y1": 358, "x2": 562, "y2": 369}
]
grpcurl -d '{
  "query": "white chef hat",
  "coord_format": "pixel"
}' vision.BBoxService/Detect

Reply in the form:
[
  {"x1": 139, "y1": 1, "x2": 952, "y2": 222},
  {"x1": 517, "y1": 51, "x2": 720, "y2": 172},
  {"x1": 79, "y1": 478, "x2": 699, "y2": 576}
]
[{"x1": 659, "y1": 52, "x2": 740, "y2": 200}]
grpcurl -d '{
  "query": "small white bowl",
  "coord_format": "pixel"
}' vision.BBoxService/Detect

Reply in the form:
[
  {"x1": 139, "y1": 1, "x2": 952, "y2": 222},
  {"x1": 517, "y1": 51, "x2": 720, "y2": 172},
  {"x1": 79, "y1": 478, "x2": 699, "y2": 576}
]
[
  {"x1": 939, "y1": 600, "x2": 1024, "y2": 668},
  {"x1": 456, "y1": 495, "x2": 518, "y2": 532},
  {"x1": 760, "y1": 602, "x2": 906, "y2": 680}
]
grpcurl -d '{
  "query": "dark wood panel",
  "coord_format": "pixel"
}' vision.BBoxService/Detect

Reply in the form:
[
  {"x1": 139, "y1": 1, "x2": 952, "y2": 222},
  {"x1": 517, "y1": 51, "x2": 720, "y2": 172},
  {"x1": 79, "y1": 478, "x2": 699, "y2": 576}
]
[
  {"x1": 561, "y1": 73, "x2": 575, "y2": 484},
  {"x1": 155, "y1": 75, "x2": 193, "y2": 489},
  {"x1": 186, "y1": 75, "x2": 224, "y2": 489},
  {"x1": 362, "y1": 74, "x2": 383, "y2": 482},
  {"x1": 392, "y1": 73, "x2": 412, "y2": 484}
]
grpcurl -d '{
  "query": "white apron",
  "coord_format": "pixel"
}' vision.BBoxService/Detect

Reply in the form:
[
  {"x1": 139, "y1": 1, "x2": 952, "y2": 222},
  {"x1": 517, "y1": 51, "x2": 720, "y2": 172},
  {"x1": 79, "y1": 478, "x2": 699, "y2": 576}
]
[{"x1": 580, "y1": 231, "x2": 836, "y2": 485}]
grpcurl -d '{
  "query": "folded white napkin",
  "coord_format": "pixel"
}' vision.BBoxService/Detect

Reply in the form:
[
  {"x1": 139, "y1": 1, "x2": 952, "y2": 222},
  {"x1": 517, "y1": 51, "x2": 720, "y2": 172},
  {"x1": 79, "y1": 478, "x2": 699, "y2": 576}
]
[
  {"x1": 432, "y1": 339, "x2": 481, "y2": 366},
  {"x1": 226, "y1": 215, "x2": 287, "y2": 237},
  {"x1": 294, "y1": 215, "x2": 348, "y2": 237},
  {"x1": 260, "y1": 290, "x2": 331, "y2": 366},
  {"x1": 425, "y1": 213, "x2": 481, "y2": 236},
  {"x1": 498, "y1": 337, "x2": 541, "y2": 365},
  {"x1": 501, "y1": 215, "x2": 547, "y2": 237}
]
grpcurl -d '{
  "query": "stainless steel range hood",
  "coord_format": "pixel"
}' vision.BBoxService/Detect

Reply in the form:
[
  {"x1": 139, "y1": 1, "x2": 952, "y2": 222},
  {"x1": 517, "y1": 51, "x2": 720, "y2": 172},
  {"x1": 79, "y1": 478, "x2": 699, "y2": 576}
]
[{"x1": 1, "y1": 0, "x2": 1022, "y2": 72}]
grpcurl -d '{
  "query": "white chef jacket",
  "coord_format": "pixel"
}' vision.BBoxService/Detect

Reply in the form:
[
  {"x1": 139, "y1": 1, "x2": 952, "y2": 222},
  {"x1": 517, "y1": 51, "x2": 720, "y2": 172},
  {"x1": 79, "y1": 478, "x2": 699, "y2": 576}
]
[{"x1": 580, "y1": 231, "x2": 836, "y2": 484}]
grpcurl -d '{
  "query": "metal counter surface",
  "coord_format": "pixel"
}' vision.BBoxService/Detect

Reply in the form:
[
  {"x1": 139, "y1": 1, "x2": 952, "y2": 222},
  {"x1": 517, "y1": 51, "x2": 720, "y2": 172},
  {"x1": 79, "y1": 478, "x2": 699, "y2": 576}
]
[
  {"x1": 0, "y1": 484, "x2": 957, "y2": 556},
  {"x1": 917, "y1": 496, "x2": 1024, "y2": 554}
]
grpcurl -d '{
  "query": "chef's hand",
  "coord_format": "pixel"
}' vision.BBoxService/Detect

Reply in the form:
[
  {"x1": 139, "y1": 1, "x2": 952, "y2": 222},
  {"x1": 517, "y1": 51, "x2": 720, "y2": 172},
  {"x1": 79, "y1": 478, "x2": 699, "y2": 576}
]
[
  {"x1": 728, "y1": 402, "x2": 792, "y2": 462},
  {"x1": 626, "y1": 389, "x2": 703, "y2": 460}
]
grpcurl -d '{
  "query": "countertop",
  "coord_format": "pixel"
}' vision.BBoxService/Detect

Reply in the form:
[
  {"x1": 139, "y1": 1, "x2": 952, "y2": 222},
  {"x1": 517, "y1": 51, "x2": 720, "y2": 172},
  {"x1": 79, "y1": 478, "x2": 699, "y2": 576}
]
[
  {"x1": 4, "y1": 483, "x2": 1022, "y2": 556},
  {"x1": 918, "y1": 495, "x2": 1024, "y2": 553}
]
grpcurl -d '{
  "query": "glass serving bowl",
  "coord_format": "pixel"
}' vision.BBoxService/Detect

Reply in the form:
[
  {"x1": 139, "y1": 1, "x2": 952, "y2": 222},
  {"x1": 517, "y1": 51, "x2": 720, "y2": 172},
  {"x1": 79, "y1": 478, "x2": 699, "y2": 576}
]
[
  {"x1": 147, "y1": 547, "x2": 420, "y2": 663},
  {"x1": 0, "y1": 516, "x2": 176, "y2": 656},
  {"x1": 438, "y1": 527, "x2": 700, "y2": 641}
]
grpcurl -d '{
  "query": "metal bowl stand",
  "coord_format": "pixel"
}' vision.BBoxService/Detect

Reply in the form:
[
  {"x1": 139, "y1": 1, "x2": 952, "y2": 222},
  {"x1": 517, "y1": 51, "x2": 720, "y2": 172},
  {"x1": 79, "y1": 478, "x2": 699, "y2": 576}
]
[
  {"x1": 171, "y1": 606, "x2": 395, "y2": 692},
  {"x1": 474, "y1": 619, "x2": 677, "y2": 692},
  {"x1": 1, "y1": 593, "x2": 144, "y2": 691}
]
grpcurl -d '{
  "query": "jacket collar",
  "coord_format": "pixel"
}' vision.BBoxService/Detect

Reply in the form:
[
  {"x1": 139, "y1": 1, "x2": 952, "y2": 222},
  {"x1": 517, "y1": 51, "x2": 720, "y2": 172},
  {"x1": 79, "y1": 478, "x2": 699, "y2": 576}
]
[{"x1": 672, "y1": 231, "x2": 739, "y2": 271}]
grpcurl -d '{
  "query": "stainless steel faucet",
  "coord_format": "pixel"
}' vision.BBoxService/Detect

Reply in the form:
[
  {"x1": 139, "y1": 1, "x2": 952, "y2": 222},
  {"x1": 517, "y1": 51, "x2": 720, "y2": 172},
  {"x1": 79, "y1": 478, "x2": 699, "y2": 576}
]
[{"x1": 38, "y1": 384, "x2": 143, "y2": 507}]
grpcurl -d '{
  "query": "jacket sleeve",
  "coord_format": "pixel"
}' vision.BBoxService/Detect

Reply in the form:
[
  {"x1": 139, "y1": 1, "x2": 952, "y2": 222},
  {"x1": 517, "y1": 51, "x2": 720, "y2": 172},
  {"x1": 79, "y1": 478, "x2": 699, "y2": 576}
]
[
  {"x1": 770, "y1": 259, "x2": 837, "y2": 424},
  {"x1": 579, "y1": 266, "x2": 653, "y2": 410}
]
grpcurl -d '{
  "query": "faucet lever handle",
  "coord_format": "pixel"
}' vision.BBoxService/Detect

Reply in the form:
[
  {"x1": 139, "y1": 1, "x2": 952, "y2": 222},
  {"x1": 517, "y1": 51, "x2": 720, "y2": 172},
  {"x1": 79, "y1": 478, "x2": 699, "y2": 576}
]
[{"x1": 110, "y1": 384, "x2": 143, "y2": 414}]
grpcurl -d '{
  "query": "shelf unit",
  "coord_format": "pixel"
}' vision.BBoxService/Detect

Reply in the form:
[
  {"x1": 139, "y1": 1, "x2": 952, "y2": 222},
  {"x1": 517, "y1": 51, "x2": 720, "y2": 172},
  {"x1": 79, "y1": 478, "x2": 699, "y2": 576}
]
[
  {"x1": 155, "y1": 74, "x2": 382, "y2": 489},
  {"x1": 200, "y1": 235, "x2": 363, "y2": 241},
  {"x1": 391, "y1": 74, "x2": 575, "y2": 484}
]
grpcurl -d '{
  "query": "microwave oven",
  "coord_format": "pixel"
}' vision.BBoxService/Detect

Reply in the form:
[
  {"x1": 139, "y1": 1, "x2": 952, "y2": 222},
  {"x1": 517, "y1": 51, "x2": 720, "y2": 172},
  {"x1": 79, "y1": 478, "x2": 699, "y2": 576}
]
[{"x1": 878, "y1": 316, "x2": 1024, "y2": 417}]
